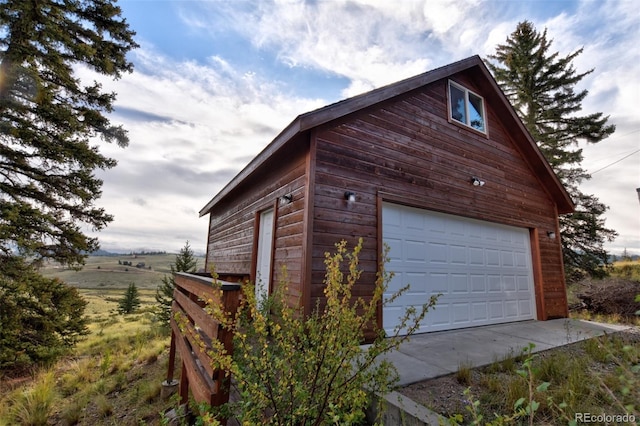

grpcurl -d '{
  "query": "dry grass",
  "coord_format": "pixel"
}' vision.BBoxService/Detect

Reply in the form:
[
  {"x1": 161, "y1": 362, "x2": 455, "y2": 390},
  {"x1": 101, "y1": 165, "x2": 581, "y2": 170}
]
[{"x1": 0, "y1": 287, "x2": 174, "y2": 426}]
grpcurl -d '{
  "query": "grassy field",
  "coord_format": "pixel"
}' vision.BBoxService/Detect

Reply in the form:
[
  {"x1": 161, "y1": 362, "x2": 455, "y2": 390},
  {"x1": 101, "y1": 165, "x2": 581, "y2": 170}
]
[
  {"x1": 40, "y1": 254, "x2": 206, "y2": 289},
  {"x1": 0, "y1": 254, "x2": 207, "y2": 425},
  {"x1": 0, "y1": 288, "x2": 175, "y2": 426}
]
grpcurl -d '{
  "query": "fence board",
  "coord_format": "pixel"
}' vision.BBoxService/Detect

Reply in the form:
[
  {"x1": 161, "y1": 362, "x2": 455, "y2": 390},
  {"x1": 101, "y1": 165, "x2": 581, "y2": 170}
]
[{"x1": 167, "y1": 272, "x2": 242, "y2": 422}]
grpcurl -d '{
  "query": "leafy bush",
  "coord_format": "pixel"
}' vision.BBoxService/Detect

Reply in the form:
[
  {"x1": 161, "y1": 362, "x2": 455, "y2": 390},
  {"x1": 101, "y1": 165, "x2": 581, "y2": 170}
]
[
  {"x1": 200, "y1": 238, "x2": 438, "y2": 425},
  {"x1": 0, "y1": 256, "x2": 88, "y2": 371}
]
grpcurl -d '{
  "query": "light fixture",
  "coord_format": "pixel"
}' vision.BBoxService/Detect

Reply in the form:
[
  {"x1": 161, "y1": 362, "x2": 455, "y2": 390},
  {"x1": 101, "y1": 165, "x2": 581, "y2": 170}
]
[
  {"x1": 471, "y1": 177, "x2": 485, "y2": 187},
  {"x1": 279, "y1": 194, "x2": 293, "y2": 205},
  {"x1": 547, "y1": 231, "x2": 556, "y2": 239},
  {"x1": 344, "y1": 191, "x2": 356, "y2": 202}
]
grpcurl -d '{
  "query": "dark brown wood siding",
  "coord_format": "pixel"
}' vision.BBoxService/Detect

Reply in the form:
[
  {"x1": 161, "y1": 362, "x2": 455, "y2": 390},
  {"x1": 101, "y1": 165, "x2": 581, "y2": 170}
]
[
  {"x1": 311, "y1": 75, "x2": 567, "y2": 319},
  {"x1": 206, "y1": 135, "x2": 309, "y2": 302}
]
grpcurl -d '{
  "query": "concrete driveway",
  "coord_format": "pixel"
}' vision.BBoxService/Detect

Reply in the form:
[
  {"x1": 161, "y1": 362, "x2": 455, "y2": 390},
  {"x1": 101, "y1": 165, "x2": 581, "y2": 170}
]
[
  {"x1": 386, "y1": 318, "x2": 630, "y2": 387},
  {"x1": 368, "y1": 319, "x2": 630, "y2": 425}
]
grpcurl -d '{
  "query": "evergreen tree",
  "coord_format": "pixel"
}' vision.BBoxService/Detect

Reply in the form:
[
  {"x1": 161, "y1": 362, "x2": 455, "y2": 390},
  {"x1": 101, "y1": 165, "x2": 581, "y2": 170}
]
[
  {"x1": 487, "y1": 21, "x2": 617, "y2": 281},
  {"x1": 118, "y1": 282, "x2": 140, "y2": 315},
  {"x1": 0, "y1": 0, "x2": 138, "y2": 267},
  {"x1": 155, "y1": 241, "x2": 198, "y2": 326},
  {"x1": 0, "y1": 256, "x2": 88, "y2": 371}
]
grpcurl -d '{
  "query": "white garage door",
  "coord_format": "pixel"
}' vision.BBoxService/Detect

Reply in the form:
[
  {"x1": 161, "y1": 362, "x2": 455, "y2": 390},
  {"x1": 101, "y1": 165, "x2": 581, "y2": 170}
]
[{"x1": 382, "y1": 202, "x2": 536, "y2": 335}]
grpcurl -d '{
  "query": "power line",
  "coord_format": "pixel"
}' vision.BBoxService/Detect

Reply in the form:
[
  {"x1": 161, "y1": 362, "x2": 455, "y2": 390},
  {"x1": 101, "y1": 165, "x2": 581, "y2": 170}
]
[{"x1": 590, "y1": 148, "x2": 640, "y2": 175}]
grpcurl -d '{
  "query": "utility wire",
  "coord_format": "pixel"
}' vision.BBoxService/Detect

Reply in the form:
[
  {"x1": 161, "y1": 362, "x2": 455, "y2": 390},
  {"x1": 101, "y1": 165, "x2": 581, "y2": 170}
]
[{"x1": 590, "y1": 148, "x2": 640, "y2": 175}]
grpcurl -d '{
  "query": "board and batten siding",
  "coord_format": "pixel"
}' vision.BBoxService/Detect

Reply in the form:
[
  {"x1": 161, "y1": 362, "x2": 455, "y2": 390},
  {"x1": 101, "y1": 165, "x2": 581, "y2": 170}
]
[
  {"x1": 206, "y1": 137, "x2": 309, "y2": 301},
  {"x1": 310, "y1": 76, "x2": 567, "y2": 320}
]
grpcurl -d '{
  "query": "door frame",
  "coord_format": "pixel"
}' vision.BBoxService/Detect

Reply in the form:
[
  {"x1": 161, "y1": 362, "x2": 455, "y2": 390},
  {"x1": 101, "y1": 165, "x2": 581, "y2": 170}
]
[{"x1": 253, "y1": 206, "x2": 276, "y2": 302}]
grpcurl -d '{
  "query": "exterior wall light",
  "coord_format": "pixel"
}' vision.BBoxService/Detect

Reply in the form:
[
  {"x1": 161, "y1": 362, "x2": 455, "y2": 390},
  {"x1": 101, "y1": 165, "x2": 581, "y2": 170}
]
[
  {"x1": 471, "y1": 177, "x2": 485, "y2": 187},
  {"x1": 279, "y1": 194, "x2": 293, "y2": 205},
  {"x1": 344, "y1": 191, "x2": 356, "y2": 202},
  {"x1": 547, "y1": 231, "x2": 556, "y2": 239}
]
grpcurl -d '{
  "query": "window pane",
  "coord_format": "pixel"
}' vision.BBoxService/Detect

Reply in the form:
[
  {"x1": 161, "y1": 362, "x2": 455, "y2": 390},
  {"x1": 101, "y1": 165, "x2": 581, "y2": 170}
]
[
  {"x1": 449, "y1": 84, "x2": 466, "y2": 125},
  {"x1": 468, "y1": 92, "x2": 485, "y2": 131}
]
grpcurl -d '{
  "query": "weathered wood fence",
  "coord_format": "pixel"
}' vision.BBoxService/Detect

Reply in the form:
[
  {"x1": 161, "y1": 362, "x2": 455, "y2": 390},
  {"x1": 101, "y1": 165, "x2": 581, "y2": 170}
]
[{"x1": 166, "y1": 272, "x2": 242, "y2": 418}]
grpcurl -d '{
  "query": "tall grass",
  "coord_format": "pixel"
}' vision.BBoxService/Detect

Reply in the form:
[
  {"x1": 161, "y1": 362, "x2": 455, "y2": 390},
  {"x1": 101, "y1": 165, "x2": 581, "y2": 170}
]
[
  {"x1": 0, "y1": 287, "x2": 173, "y2": 425},
  {"x1": 4, "y1": 371, "x2": 56, "y2": 426},
  {"x1": 611, "y1": 260, "x2": 640, "y2": 281},
  {"x1": 454, "y1": 332, "x2": 640, "y2": 424}
]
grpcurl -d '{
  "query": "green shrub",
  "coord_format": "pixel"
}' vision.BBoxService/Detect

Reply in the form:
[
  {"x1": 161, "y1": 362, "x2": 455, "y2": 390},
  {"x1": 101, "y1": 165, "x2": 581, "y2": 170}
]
[{"x1": 199, "y1": 238, "x2": 438, "y2": 425}]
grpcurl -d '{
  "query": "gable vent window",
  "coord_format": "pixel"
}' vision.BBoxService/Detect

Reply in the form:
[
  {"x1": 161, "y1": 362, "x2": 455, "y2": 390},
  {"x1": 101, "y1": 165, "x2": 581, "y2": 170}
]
[{"x1": 448, "y1": 80, "x2": 486, "y2": 133}]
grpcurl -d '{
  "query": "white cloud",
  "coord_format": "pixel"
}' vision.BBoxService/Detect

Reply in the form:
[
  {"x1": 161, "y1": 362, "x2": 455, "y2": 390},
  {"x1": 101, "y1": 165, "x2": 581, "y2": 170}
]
[{"x1": 81, "y1": 46, "x2": 324, "y2": 253}]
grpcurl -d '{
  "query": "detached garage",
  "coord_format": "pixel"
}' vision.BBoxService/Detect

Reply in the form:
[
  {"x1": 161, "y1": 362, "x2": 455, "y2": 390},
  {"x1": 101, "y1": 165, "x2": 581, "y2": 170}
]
[{"x1": 199, "y1": 55, "x2": 574, "y2": 341}]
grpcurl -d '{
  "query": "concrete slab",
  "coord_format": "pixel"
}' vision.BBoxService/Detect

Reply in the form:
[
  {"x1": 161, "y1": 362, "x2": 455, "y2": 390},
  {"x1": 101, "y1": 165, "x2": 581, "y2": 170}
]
[{"x1": 386, "y1": 319, "x2": 628, "y2": 387}]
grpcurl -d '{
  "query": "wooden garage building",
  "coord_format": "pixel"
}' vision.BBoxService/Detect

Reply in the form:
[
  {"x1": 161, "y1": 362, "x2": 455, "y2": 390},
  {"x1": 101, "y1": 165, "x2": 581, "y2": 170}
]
[{"x1": 199, "y1": 55, "x2": 574, "y2": 335}]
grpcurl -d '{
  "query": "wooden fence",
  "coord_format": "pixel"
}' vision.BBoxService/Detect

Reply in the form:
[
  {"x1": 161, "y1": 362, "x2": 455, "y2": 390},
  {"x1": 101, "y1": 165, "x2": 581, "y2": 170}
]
[{"x1": 166, "y1": 272, "x2": 242, "y2": 418}]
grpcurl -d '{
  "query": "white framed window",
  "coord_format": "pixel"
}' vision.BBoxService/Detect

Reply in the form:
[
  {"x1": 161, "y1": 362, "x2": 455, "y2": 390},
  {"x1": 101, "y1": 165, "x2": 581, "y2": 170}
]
[{"x1": 448, "y1": 80, "x2": 486, "y2": 133}]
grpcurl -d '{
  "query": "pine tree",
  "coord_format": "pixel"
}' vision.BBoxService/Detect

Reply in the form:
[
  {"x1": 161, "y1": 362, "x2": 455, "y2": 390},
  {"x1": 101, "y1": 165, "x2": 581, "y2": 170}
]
[
  {"x1": 155, "y1": 241, "x2": 198, "y2": 327},
  {"x1": 487, "y1": 21, "x2": 617, "y2": 281},
  {"x1": 0, "y1": 255, "x2": 88, "y2": 370},
  {"x1": 0, "y1": 0, "x2": 138, "y2": 267},
  {"x1": 118, "y1": 282, "x2": 141, "y2": 315}
]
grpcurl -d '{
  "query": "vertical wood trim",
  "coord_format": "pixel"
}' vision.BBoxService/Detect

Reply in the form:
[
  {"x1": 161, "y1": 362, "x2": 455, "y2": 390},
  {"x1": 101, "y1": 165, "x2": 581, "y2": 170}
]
[
  {"x1": 376, "y1": 193, "x2": 384, "y2": 331},
  {"x1": 553, "y1": 205, "x2": 569, "y2": 317},
  {"x1": 530, "y1": 228, "x2": 546, "y2": 320},
  {"x1": 250, "y1": 211, "x2": 260, "y2": 285},
  {"x1": 205, "y1": 213, "x2": 213, "y2": 273},
  {"x1": 267, "y1": 200, "x2": 278, "y2": 293},
  {"x1": 302, "y1": 132, "x2": 316, "y2": 316}
]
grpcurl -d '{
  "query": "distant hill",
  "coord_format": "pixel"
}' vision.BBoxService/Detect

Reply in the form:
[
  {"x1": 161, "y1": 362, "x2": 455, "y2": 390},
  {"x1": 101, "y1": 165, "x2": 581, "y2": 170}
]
[{"x1": 89, "y1": 249, "x2": 121, "y2": 256}]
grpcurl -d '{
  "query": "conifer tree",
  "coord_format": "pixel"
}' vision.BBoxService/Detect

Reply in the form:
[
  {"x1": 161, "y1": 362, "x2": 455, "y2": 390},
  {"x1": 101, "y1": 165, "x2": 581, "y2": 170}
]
[
  {"x1": 155, "y1": 241, "x2": 198, "y2": 326},
  {"x1": 118, "y1": 282, "x2": 140, "y2": 315},
  {"x1": 0, "y1": 0, "x2": 138, "y2": 267},
  {"x1": 487, "y1": 21, "x2": 617, "y2": 280},
  {"x1": 0, "y1": 255, "x2": 88, "y2": 370}
]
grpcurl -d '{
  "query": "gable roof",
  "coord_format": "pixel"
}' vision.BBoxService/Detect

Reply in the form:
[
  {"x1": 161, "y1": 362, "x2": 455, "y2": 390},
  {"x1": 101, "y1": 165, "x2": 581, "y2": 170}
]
[{"x1": 200, "y1": 55, "x2": 574, "y2": 216}]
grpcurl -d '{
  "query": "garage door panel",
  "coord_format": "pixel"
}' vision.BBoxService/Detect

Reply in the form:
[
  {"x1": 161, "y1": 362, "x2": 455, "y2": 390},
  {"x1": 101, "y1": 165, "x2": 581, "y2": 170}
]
[
  {"x1": 452, "y1": 303, "x2": 470, "y2": 324},
  {"x1": 505, "y1": 301, "x2": 520, "y2": 318},
  {"x1": 427, "y1": 242, "x2": 448, "y2": 263},
  {"x1": 406, "y1": 242, "x2": 427, "y2": 262},
  {"x1": 430, "y1": 304, "x2": 451, "y2": 327},
  {"x1": 383, "y1": 203, "x2": 536, "y2": 334},
  {"x1": 519, "y1": 299, "x2": 534, "y2": 316},
  {"x1": 472, "y1": 303, "x2": 488, "y2": 321},
  {"x1": 469, "y1": 274, "x2": 484, "y2": 292},
  {"x1": 489, "y1": 302, "x2": 504, "y2": 319}
]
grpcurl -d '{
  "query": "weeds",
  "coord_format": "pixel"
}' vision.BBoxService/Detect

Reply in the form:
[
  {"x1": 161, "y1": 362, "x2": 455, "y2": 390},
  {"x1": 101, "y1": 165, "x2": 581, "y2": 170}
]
[
  {"x1": 444, "y1": 332, "x2": 640, "y2": 425},
  {"x1": 456, "y1": 361, "x2": 473, "y2": 386}
]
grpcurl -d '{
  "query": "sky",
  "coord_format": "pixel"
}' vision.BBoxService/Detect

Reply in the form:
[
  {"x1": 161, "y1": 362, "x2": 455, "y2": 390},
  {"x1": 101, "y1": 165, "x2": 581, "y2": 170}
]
[{"x1": 86, "y1": 0, "x2": 640, "y2": 255}]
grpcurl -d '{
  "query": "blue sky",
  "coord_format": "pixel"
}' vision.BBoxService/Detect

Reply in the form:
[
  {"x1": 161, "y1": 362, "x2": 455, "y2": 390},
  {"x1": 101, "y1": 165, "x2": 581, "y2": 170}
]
[{"x1": 89, "y1": 0, "x2": 639, "y2": 255}]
